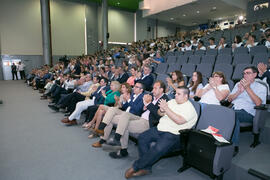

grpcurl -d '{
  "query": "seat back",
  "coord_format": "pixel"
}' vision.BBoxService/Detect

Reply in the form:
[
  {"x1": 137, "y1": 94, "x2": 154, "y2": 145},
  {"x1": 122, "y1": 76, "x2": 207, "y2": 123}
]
[
  {"x1": 188, "y1": 55, "x2": 201, "y2": 65},
  {"x1": 218, "y1": 48, "x2": 232, "y2": 55},
  {"x1": 156, "y1": 74, "x2": 168, "y2": 83},
  {"x1": 167, "y1": 56, "x2": 177, "y2": 64},
  {"x1": 250, "y1": 46, "x2": 268, "y2": 56},
  {"x1": 196, "y1": 63, "x2": 213, "y2": 78},
  {"x1": 167, "y1": 63, "x2": 182, "y2": 73},
  {"x1": 195, "y1": 104, "x2": 235, "y2": 141},
  {"x1": 181, "y1": 64, "x2": 196, "y2": 77},
  {"x1": 177, "y1": 55, "x2": 189, "y2": 65},
  {"x1": 216, "y1": 54, "x2": 232, "y2": 64},
  {"x1": 206, "y1": 49, "x2": 218, "y2": 56},
  {"x1": 201, "y1": 55, "x2": 216, "y2": 64},
  {"x1": 194, "y1": 50, "x2": 206, "y2": 56},
  {"x1": 252, "y1": 53, "x2": 269, "y2": 65},
  {"x1": 155, "y1": 63, "x2": 168, "y2": 74},
  {"x1": 184, "y1": 50, "x2": 194, "y2": 56},
  {"x1": 234, "y1": 47, "x2": 248, "y2": 54},
  {"x1": 232, "y1": 54, "x2": 252, "y2": 65}
]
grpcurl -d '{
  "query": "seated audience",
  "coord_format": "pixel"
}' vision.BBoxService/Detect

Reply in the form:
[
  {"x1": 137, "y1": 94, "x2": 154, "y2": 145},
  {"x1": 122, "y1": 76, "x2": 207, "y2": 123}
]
[{"x1": 61, "y1": 81, "x2": 121, "y2": 125}]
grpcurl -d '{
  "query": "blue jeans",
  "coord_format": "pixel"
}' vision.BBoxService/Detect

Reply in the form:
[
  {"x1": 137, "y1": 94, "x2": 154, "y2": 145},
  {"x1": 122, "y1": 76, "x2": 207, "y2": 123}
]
[
  {"x1": 231, "y1": 109, "x2": 254, "y2": 146},
  {"x1": 133, "y1": 127, "x2": 180, "y2": 171}
]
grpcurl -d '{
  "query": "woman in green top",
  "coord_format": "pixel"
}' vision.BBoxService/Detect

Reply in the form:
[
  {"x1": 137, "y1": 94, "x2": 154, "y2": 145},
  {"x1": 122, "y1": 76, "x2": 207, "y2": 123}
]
[
  {"x1": 83, "y1": 83, "x2": 132, "y2": 136},
  {"x1": 102, "y1": 81, "x2": 121, "y2": 105},
  {"x1": 82, "y1": 81, "x2": 122, "y2": 130}
]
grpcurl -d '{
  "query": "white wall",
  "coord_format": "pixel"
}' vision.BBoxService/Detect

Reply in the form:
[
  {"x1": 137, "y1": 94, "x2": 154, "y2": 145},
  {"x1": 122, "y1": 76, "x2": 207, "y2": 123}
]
[
  {"x1": 0, "y1": 0, "x2": 42, "y2": 55},
  {"x1": 98, "y1": 7, "x2": 135, "y2": 43},
  {"x1": 50, "y1": 0, "x2": 85, "y2": 55}
]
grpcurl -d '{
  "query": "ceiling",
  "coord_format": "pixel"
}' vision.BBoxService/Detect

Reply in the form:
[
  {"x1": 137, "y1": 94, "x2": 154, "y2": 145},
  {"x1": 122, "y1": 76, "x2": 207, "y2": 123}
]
[
  {"x1": 144, "y1": 0, "x2": 248, "y2": 26},
  {"x1": 88, "y1": 0, "x2": 142, "y2": 12}
]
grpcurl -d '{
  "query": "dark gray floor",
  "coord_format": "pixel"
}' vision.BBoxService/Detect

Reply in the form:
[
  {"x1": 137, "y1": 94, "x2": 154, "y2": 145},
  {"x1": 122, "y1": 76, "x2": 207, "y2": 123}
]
[{"x1": 0, "y1": 81, "x2": 269, "y2": 180}]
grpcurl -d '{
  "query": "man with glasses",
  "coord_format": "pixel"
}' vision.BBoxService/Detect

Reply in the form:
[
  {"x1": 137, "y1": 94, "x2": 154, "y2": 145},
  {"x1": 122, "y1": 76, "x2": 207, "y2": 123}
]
[
  {"x1": 135, "y1": 65, "x2": 154, "y2": 91},
  {"x1": 92, "y1": 82, "x2": 145, "y2": 148},
  {"x1": 228, "y1": 66, "x2": 267, "y2": 156}
]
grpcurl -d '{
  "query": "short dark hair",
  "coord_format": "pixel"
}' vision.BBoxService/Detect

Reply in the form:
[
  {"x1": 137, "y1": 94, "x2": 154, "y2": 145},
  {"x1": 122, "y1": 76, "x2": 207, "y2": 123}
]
[
  {"x1": 136, "y1": 81, "x2": 145, "y2": 91},
  {"x1": 208, "y1": 37, "x2": 215, "y2": 41},
  {"x1": 154, "y1": 80, "x2": 166, "y2": 93},
  {"x1": 100, "y1": 76, "x2": 108, "y2": 84},
  {"x1": 177, "y1": 86, "x2": 190, "y2": 98},
  {"x1": 244, "y1": 66, "x2": 258, "y2": 74}
]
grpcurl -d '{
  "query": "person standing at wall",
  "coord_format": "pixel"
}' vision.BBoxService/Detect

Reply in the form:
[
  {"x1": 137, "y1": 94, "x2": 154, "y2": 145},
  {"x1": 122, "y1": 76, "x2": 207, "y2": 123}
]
[
  {"x1": 11, "y1": 63, "x2": 18, "y2": 80},
  {"x1": 18, "y1": 62, "x2": 26, "y2": 80}
]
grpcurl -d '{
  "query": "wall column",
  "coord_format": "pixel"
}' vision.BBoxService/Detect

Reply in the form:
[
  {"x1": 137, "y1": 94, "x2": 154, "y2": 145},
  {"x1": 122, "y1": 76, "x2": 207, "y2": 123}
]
[
  {"x1": 102, "y1": 0, "x2": 108, "y2": 50},
  {"x1": 40, "y1": 0, "x2": 52, "y2": 65}
]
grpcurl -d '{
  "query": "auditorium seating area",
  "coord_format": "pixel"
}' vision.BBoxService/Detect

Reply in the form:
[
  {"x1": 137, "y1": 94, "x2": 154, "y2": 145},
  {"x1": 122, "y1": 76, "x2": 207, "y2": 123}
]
[{"x1": 11, "y1": 20, "x2": 270, "y2": 180}]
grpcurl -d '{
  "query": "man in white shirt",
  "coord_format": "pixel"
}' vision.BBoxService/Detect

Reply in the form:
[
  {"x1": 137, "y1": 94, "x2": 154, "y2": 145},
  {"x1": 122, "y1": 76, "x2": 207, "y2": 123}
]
[
  {"x1": 208, "y1": 37, "x2": 216, "y2": 49},
  {"x1": 228, "y1": 66, "x2": 267, "y2": 156},
  {"x1": 18, "y1": 62, "x2": 26, "y2": 80},
  {"x1": 125, "y1": 86, "x2": 198, "y2": 178}
]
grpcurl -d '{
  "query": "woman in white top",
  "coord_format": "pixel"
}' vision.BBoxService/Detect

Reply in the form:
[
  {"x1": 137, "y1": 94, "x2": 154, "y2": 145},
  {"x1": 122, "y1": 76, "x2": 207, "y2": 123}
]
[
  {"x1": 187, "y1": 71, "x2": 204, "y2": 98},
  {"x1": 197, "y1": 71, "x2": 230, "y2": 105},
  {"x1": 196, "y1": 40, "x2": 206, "y2": 50},
  {"x1": 232, "y1": 35, "x2": 243, "y2": 51},
  {"x1": 245, "y1": 34, "x2": 258, "y2": 51},
  {"x1": 208, "y1": 37, "x2": 216, "y2": 49}
]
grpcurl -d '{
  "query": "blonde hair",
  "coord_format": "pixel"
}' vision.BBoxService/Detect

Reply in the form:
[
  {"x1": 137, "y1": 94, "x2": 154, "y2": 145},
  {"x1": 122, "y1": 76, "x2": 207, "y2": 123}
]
[{"x1": 111, "y1": 81, "x2": 121, "y2": 91}]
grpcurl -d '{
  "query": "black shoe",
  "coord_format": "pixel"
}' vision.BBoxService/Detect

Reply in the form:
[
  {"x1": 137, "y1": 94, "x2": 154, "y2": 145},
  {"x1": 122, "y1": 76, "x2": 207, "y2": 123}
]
[
  {"x1": 64, "y1": 112, "x2": 71, "y2": 116},
  {"x1": 233, "y1": 146, "x2": 239, "y2": 157},
  {"x1": 48, "y1": 104, "x2": 59, "y2": 112},
  {"x1": 109, "y1": 151, "x2": 128, "y2": 159}
]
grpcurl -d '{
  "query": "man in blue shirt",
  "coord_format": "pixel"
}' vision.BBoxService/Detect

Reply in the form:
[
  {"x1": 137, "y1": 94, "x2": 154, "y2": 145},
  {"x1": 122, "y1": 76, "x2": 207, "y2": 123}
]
[{"x1": 152, "y1": 51, "x2": 164, "y2": 64}]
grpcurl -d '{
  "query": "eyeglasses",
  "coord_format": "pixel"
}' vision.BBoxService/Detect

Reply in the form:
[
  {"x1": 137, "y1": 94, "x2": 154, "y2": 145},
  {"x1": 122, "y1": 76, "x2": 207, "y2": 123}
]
[
  {"x1": 134, "y1": 86, "x2": 142, "y2": 89},
  {"x1": 242, "y1": 72, "x2": 253, "y2": 75}
]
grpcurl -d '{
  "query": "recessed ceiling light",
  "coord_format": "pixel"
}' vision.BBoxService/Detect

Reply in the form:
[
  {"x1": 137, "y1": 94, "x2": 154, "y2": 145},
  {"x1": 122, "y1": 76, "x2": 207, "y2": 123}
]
[
  {"x1": 183, "y1": 14, "x2": 186, "y2": 17},
  {"x1": 196, "y1": 11, "x2": 200, "y2": 13}
]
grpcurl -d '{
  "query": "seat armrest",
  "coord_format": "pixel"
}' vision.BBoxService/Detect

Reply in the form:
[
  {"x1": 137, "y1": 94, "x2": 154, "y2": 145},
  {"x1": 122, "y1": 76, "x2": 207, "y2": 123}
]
[
  {"x1": 214, "y1": 141, "x2": 232, "y2": 147},
  {"x1": 193, "y1": 96, "x2": 201, "y2": 102},
  {"x1": 254, "y1": 104, "x2": 268, "y2": 110},
  {"x1": 179, "y1": 129, "x2": 191, "y2": 134}
]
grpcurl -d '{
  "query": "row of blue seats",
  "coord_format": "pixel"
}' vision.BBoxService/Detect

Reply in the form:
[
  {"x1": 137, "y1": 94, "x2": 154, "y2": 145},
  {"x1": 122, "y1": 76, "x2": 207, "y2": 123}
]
[
  {"x1": 165, "y1": 53, "x2": 270, "y2": 66},
  {"x1": 165, "y1": 46, "x2": 270, "y2": 57},
  {"x1": 155, "y1": 62, "x2": 257, "y2": 81}
]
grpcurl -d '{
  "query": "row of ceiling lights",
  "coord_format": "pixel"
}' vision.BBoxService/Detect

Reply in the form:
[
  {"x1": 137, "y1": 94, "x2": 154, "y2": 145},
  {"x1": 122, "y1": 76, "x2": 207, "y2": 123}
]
[{"x1": 170, "y1": 6, "x2": 216, "y2": 20}]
